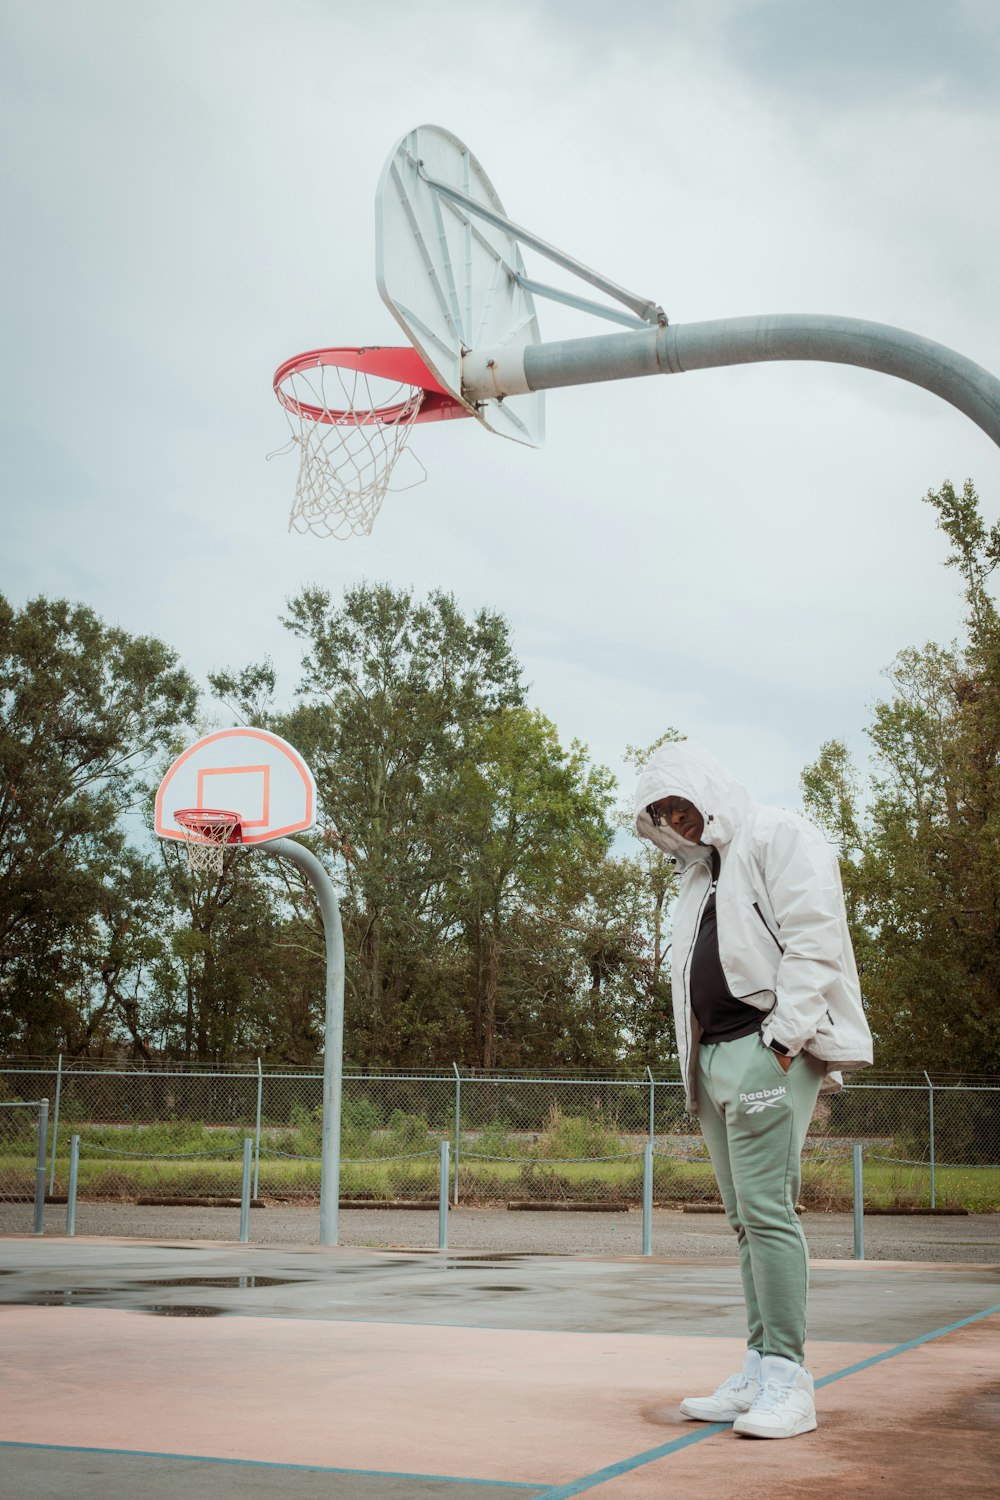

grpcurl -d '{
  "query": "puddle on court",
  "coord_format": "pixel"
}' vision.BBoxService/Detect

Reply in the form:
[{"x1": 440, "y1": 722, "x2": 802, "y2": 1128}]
[
  {"x1": 133, "y1": 1275, "x2": 301, "y2": 1288},
  {"x1": 143, "y1": 1304, "x2": 224, "y2": 1317},
  {"x1": 3, "y1": 1290, "x2": 242, "y2": 1316},
  {"x1": 402, "y1": 1250, "x2": 560, "y2": 1261},
  {"x1": 0, "y1": 1273, "x2": 306, "y2": 1310},
  {"x1": 305, "y1": 1261, "x2": 421, "y2": 1274},
  {"x1": 0, "y1": 1256, "x2": 558, "y2": 1316},
  {"x1": 16, "y1": 1289, "x2": 110, "y2": 1303}
]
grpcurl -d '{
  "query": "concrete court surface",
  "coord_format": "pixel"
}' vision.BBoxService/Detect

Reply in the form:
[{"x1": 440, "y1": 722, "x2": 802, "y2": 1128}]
[
  {"x1": 1, "y1": 1237, "x2": 999, "y2": 1499},
  {"x1": 8, "y1": 1201, "x2": 1000, "y2": 1261}
]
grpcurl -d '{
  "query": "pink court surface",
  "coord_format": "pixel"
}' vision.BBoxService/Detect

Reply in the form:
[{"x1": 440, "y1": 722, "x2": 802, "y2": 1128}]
[{"x1": 2, "y1": 1235, "x2": 998, "y2": 1499}]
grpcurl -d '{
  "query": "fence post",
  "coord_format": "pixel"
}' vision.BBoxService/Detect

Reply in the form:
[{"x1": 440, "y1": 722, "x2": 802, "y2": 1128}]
[
  {"x1": 452, "y1": 1062, "x2": 461, "y2": 1207},
  {"x1": 66, "y1": 1135, "x2": 80, "y2": 1237},
  {"x1": 646, "y1": 1067, "x2": 655, "y2": 1144},
  {"x1": 253, "y1": 1057, "x2": 263, "y2": 1200},
  {"x1": 438, "y1": 1140, "x2": 450, "y2": 1251},
  {"x1": 34, "y1": 1099, "x2": 49, "y2": 1236},
  {"x1": 852, "y1": 1142, "x2": 865, "y2": 1261},
  {"x1": 48, "y1": 1054, "x2": 63, "y2": 1196},
  {"x1": 923, "y1": 1070, "x2": 936, "y2": 1209},
  {"x1": 642, "y1": 1141, "x2": 653, "y2": 1256},
  {"x1": 240, "y1": 1136, "x2": 253, "y2": 1244}
]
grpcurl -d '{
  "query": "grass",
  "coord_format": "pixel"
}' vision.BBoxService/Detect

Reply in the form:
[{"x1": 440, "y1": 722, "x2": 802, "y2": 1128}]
[{"x1": 2, "y1": 1105, "x2": 997, "y2": 1210}]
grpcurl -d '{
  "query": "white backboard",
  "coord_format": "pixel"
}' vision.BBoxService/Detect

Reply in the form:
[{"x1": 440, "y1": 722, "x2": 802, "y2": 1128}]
[
  {"x1": 155, "y1": 728, "x2": 316, "y2": 846},
  {"x1": 375, "y1": 123, "x2": 544, "y2": 448}
]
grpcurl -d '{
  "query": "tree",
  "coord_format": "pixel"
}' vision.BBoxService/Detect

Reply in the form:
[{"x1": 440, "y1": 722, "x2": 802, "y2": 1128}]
[
  {"x1": 212, "y1": 582, "x2": 526, "y2": 1066},
  {"x1": 76, "y1": 847, "x2": 172, "y2": 1060},
  {"x1": 440, "y1": 706, "x2": 615, "y2": 1067},
  {"x1": 0, "y1": 595, "x2": 198, "y2": 1054},
  {"x1": 801, "y1": 481, "x2": 1000, "y2": 1074},
  {"x1": 211, "y1": 583, "x2": 675, "y2": 1071},
  {"x1": 150, "y1": 835, "x2": 312, "y2": 1064}
]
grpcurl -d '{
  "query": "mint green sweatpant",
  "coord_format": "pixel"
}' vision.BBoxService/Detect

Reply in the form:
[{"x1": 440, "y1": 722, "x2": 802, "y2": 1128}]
[{"x1": 696, "y1": 1031, "x2": 824, "y2": 1364}]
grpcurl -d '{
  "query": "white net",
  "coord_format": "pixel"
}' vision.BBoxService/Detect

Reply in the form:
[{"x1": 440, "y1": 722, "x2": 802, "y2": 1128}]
[
  {"x1": 176, "y1": 813, "x2": 240, "y2": 878},
  {"x1": 275, "y1": 362, "x2": 427, "y2": 540}
]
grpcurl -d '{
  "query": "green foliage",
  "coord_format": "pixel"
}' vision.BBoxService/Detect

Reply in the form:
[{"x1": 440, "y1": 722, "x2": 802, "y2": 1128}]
[
  {"x1": 469, "y1": 1119, "x2": 514, "y2": 1158},
  {"x1": 802, "y1": 480, "x2": 1000, "y2": 1075},
  {"x1": 386, "y1": 1109, "x2": 434, "y2": 1152},
  {"x1": 343, "y1": 1096, "x2": 379, "y2": 1135},
  {"x1": 533, "y1": 1104, "x2": 626, "y2": 1160},
  {"x1": 211, "y1": 582, "x2": 656, "y2": 1072},
  {"x1": 0, "y1": 582, "x2": 680, "y2": 1072},
  {"x1": 0, "y1": 594, "x2": 198, "y2": 1055}
]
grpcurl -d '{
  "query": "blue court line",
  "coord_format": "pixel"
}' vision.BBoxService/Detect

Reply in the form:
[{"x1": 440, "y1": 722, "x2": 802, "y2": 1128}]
[
  {"x1": 0, "y1": 1441, "x2": 542, "y2": 1489},
  {"x1": 530, "y1": 1300, "x2": 1000, "y2": 1500},
  {"x1": 814, "y1": 1300, "x2": 1000, "y2": 1387}
]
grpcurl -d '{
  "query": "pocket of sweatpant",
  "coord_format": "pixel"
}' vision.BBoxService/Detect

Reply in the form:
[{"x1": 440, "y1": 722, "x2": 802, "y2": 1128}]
[{"x1": 757, "y1": 1033, "x2": 796, "y2": 1080}]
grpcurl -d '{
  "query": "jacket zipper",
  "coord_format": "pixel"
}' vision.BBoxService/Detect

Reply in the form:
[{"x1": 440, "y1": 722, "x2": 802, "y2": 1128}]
[
  {"x1": 679, "y1": 867, "x2": 713, "y2": 1095},
  {"x1": 753, "y1": 901, "x2": 784, "y2": 953}
]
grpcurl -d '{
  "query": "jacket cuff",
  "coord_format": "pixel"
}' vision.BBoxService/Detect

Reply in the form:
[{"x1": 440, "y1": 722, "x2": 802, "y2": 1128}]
[{"x1": 760, "y1": 1020, "x2": 800, "y2": 1057}]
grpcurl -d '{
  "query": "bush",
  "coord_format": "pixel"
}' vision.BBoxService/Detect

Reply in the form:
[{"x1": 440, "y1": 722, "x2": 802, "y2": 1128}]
[
  {"x1": 386, "y1": 1110, "x2": 434, "y2": 1153},
  {"x1": 464, "y1": 1119, "x2": 516, "y2": 1159},
  {"x1": 534, "y1": 1105, "x2": 626, "y2": 1161}
]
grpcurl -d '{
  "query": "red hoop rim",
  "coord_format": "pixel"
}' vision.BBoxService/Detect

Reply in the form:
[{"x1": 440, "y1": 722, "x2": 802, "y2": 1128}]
[
  {"x1": 174, "y1": 808, "x2": 243, "y2": 845},
  {"x1": 273, "y1": 346, "x2": 472, "y2": 427}
]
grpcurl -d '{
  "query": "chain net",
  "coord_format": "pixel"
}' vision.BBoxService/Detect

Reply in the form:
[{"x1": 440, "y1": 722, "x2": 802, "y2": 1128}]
[{"x1": 276, "y1": 362, "x2": 426, "y2": 540}]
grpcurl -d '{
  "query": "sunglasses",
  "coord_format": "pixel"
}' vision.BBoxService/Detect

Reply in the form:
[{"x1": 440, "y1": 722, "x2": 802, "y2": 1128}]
[{"x1": 646, "y1": 796, "x2": 697, "y2": 829}]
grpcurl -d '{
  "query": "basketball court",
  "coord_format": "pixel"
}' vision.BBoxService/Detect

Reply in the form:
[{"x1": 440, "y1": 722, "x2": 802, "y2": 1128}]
[{"x1": 1, "y1": 1233, "x2": 998, "y2": 1498}]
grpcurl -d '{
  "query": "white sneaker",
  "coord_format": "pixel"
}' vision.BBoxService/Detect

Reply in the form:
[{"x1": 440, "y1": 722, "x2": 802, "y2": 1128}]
[
  {"x1": 680, "y1": 1350, "x2": 762, "y2": 1422},
  {"x1": 732, "y1": 1354, "x2": 817, "y2": 1438}
]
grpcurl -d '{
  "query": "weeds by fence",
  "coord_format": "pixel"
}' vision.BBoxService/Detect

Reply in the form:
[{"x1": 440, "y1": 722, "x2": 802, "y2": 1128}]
[
  {"x1": 1, "y1": 1061, "x2": 998, "y2": 1229},
  {"x1": 0, "y1": 1097, "x2": 48, "y2": 1234}
]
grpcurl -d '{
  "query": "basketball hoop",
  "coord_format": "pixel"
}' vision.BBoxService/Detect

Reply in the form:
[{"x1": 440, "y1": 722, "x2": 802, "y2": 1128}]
[
  {"x1": 272, "y1": 346, "x2": 471, "y2": 540},
  {"x1": 174, "y1": 808, "x2": 243, "y2": 877}
]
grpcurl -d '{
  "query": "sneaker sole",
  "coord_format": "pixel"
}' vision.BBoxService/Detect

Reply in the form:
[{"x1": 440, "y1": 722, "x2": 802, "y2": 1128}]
[
  {"x1": 733, "y1": 1414, "x2": 817, "y2": 1439},
  {"x1": 679, "y1": 1401, "x2": 751, "y2": 1423}
]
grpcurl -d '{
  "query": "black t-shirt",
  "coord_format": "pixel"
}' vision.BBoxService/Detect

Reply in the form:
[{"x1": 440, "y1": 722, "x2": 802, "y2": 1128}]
[{"x1": 689, "y1": 848, "x2": 763, "y2": 1044}]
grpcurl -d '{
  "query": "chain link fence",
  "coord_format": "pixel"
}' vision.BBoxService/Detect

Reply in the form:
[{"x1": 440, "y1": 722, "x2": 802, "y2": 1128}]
[
  {"x1": 0, "y1": 1097, "x2": 48, "y2": 1233},
  {"x1": 1, "y1": 1062, "x2": 998, "y2": 1236}
]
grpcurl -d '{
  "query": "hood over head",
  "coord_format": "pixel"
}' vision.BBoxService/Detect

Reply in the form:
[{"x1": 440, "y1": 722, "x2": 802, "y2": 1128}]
[{"x1": 633, "y1": 740, "x2": 754, "y2": 865}]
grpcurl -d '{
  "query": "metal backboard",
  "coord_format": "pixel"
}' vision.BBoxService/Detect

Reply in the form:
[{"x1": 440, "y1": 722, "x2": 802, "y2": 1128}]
[
  {"x1": 155, "y1": 728, "x2": 316, "y2": 846},
  {"x1": 375, "y1": 123, "x2": 544, "y2": 448}
]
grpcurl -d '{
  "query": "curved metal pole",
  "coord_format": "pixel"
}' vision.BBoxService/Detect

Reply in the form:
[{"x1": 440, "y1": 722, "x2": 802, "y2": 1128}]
[
  {"x1": 462, "y1": 314, "x2": 1000, "y2": 450},
  {"x1": 263, "y1": 837, "x2": 345, "y2": 1246}
]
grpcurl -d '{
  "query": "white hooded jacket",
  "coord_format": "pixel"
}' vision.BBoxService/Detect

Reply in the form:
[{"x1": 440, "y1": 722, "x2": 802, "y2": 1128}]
[{"x1": 634, "y1": 741, "x2": 873, "y2": 1111}]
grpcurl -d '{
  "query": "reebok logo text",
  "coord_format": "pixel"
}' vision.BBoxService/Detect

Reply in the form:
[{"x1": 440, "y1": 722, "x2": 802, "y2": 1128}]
[{"x1": 739, "y1": 1085, "x2": 787, "y2": 1114}]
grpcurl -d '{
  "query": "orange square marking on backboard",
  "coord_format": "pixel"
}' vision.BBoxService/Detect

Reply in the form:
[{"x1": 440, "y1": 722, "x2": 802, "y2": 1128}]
[{"x1": 197, "y1": 765, "x2": 271, "y2": 829}]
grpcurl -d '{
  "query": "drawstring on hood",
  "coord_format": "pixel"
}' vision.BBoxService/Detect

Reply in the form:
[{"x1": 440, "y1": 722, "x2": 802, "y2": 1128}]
[{"x1": 634, "y1": 741, "x2": 753, "y2": 867}]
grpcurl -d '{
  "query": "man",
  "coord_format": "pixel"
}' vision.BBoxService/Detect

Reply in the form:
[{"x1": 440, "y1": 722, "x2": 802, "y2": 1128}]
[{"x1": 634, "y1": 740, "x2": 872, "y2": 1439}]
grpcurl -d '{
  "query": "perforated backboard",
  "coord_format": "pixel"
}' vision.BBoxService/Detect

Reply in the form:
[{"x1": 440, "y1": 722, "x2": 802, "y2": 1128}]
[
  {"x1": 155, "y1": 729, "x2": 316, "y2": 846},
  {"x1": 375, "y1": 123, "x2": 544, "y2": 448}
]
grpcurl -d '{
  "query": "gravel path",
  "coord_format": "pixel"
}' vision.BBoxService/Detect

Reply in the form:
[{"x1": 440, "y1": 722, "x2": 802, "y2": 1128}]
[{"x1": 6, "y1": 1201, "x2": 998, "y2": 1261}]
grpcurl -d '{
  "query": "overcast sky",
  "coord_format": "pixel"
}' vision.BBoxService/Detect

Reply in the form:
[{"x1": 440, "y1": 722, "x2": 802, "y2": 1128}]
[{"x1": 3, "y1": 0, "x2": 999, "y2": 823}]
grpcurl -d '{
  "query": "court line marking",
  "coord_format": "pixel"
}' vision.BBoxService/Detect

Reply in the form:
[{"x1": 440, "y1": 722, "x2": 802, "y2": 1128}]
[
  {"x1": 0, "y1": 1441, "x2": 543, "y2": 1489},
  {"x1": 530, "y1": 1300, "x2": 1000, "y2": 1499}
]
